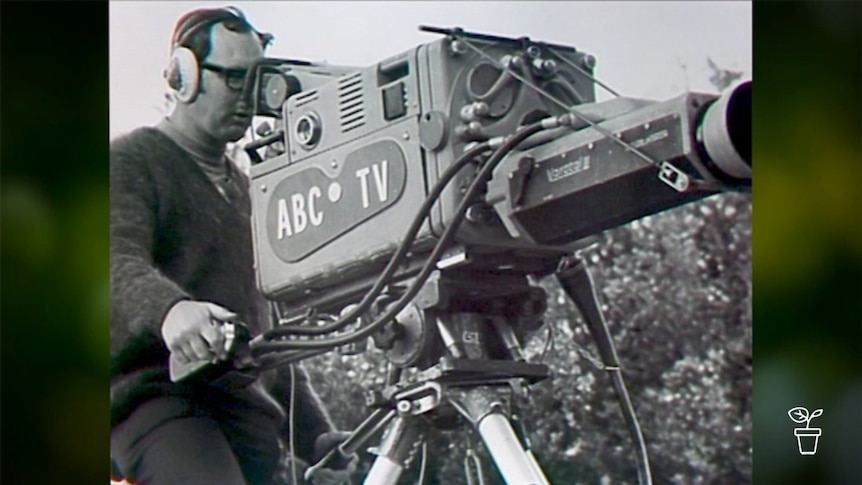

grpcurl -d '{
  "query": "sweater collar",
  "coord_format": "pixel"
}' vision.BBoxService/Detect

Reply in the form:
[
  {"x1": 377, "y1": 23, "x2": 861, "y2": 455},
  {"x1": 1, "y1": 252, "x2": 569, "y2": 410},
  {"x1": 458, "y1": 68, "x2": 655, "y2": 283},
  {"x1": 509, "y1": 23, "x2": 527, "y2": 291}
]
[{"x1": 156, "y1": 117, "x2": 225, "y2": 166}]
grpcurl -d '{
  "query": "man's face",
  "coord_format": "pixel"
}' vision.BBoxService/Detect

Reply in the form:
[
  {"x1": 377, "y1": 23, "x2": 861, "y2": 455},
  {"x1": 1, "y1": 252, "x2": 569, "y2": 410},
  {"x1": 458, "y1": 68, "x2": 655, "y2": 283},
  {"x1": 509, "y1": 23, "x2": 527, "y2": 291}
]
[{"x1": 189, "y1": 23, "x2": 264, "y2": 144}]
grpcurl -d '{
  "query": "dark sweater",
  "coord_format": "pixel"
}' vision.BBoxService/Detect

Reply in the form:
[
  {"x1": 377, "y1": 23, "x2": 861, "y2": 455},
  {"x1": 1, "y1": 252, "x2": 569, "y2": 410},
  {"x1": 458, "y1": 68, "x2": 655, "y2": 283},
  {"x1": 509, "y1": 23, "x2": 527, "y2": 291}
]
[{"x1": 110, "y1": 127, "x2": 332, "y2": 462}]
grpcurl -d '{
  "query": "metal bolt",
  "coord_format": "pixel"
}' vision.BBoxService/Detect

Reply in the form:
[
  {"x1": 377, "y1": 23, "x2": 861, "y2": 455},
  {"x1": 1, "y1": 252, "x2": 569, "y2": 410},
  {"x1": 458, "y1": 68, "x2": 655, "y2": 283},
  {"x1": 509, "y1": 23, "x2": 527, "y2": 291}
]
[
  {"x1": 531, "y1": 58, "x2": 546, "y2": 72},
  {"x1": 461, "y1": 101, "x2": 490, "y2": 122},
  {"x1": 450, "y1": 40, "x2": 467, "y2": 56},
  {"x1": 460, "y1": 105, "x2": 474, "y2": 122},
  {"x1": 587, "y1": 142, "x2": 594, "y2": 150},
  {"x1": 507, "y1": 55, "x2": 523, "y2": 69},
  {"x1": 260, "y1": 184, "x2": 267, "y2": 193},
  {"x1": 644, "y1": 123, "x2": 651, "y2": 130},
  {"x1": 397, "y1": 400, "x2": 412, "y2": 414},
  {"x1": 403, "y1": 132, "x2": 410, "y2": 140},
  {"x1": 331, "y1": 160, "x2": 338, "y2": 169},
  {"x1": 465, "y1": 204, "x2": 489, "y2": 223}
]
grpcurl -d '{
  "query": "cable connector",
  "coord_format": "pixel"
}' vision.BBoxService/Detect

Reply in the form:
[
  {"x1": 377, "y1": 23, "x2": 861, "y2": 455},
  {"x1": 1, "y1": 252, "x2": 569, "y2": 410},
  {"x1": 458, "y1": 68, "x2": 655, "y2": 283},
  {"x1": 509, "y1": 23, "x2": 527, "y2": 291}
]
[{"x1": 488, "y1": 135, "x2": 507, "y2": 150}]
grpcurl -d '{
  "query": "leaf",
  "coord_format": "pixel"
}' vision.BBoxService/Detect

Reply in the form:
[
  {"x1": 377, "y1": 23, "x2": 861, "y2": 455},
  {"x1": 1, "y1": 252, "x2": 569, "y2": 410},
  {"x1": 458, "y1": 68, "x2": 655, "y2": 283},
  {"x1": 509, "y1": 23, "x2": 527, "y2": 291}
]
[
  {"x1": 809, "y1": 409, "x2": 823, "y2": 420},
  {"x1": 788, "y1": 406, "x2": 809, "y2": 423}
]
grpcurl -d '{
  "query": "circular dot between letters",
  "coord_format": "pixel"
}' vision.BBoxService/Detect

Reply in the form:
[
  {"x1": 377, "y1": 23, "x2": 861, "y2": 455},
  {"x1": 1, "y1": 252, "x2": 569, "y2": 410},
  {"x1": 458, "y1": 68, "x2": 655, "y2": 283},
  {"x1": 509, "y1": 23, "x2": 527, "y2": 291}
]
[{"x1": 328, "y1": 182, "x2": 342, "y2": 203}]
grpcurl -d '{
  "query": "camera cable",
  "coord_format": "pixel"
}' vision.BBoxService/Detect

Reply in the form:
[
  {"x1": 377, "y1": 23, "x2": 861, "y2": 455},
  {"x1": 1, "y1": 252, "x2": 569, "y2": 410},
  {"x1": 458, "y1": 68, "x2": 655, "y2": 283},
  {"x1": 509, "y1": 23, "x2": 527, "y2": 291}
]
[
  {"x1": 251, "y1": 120, "x2": 552, "y2": 353},
  {"x1": 258, "y1": 140, "x2": 494, "y2": 339}
]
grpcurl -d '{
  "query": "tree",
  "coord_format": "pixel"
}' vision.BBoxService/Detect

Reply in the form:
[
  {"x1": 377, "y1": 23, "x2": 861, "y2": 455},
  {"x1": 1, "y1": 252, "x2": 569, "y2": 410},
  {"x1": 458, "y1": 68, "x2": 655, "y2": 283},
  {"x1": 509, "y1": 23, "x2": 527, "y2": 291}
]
[{"x1": 707, "y1": 57, "x2": 744, "y2": 91}]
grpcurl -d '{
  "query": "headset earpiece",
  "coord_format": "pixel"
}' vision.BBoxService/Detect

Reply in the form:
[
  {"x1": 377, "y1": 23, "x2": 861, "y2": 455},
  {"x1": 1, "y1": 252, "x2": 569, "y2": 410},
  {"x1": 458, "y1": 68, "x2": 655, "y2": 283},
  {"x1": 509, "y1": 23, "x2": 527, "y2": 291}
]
[{"x1": 166, "y1": 46, "x2": 200, "y2": 104}]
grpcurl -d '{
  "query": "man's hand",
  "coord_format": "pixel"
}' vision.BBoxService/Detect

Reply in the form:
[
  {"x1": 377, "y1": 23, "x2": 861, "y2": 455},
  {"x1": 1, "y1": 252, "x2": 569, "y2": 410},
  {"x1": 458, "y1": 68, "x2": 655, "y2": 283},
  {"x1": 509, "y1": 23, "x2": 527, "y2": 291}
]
[{"x1": 162, "y1": 300, "x2": 237, "y2": 364}]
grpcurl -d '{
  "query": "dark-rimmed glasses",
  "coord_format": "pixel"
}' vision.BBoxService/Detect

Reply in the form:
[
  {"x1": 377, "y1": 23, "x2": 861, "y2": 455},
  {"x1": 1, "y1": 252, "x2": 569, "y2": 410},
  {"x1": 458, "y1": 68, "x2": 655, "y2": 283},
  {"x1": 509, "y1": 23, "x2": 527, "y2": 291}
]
[{"x1": 200, "y1": 62, "x2": 248, "y2": 91}]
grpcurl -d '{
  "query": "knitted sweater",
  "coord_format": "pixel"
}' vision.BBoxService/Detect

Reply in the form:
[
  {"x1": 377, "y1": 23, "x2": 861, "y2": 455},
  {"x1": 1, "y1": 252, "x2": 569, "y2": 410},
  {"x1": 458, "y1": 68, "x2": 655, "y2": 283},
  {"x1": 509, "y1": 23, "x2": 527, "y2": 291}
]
[{"x1": 110, "y1": 127, "x2": 332, "y2": 462}]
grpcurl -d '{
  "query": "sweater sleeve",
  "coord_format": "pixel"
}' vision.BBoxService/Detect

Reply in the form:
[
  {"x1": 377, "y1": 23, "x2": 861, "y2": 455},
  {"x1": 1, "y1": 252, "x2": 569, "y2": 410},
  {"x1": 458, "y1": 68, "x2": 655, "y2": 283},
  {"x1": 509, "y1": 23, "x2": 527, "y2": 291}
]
[{"x1": 110, "y1": 134, "x2": 189, "y2": 359}]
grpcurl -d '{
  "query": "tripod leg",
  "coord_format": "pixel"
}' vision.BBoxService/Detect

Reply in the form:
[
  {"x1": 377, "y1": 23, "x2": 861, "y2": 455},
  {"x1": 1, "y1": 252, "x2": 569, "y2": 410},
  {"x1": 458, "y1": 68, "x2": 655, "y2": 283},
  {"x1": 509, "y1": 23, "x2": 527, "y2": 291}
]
[
  {"x1": 305, "y1": 409, "x2": 395, "y2": 481},
  {"x1": 478, "y1": 412, "x2": 550, "y2": 485},
  {"x1": 363, "y1": 415, "x2": 426, "y2": 485},
  {"x1": 453, "y1": 389, "x2": 551, "y2": 485},
  {"x1": 510, "y1": 414, "x2": 549, "y2": 485},
  {"x1": 524, "y1": 452, "x2": 548, "y2": 485}
]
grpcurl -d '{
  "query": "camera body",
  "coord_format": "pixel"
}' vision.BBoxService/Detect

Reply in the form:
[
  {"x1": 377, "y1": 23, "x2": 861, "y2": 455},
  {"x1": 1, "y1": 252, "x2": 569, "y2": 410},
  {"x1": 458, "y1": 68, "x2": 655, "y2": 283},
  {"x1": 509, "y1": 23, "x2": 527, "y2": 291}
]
[
  {"x1": 249, "y1": 32, "x2": 595, "y2": 308},
  {"x1": 247, "y1": 28, "x2": 750, "y2": 312}
]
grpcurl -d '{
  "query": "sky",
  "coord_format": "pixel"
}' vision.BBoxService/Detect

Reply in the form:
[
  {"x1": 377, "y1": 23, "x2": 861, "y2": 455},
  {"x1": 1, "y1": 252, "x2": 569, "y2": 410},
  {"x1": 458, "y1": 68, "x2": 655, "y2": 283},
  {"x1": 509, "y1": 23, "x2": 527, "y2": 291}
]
[{"x1": 109, "y1": 1, "x2": 751, "y2": 140}]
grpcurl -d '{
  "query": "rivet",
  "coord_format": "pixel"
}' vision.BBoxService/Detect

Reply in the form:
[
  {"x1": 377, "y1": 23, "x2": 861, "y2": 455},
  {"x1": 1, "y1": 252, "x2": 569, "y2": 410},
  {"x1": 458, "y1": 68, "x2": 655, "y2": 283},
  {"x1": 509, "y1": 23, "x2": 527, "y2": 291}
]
[{"x1": 397, "y1": 400, "x2": 412, "y2": 413}]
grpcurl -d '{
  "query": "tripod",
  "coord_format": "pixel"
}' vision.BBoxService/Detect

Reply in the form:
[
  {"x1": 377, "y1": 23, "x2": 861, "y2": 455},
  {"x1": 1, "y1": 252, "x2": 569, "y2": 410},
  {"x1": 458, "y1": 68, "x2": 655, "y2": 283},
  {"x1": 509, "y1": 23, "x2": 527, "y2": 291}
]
[
  {"x1": 355, "y1": 383, "x2": 549, "y2": 485},
  {"x1": 302, "y1": 260, "x2": 651, "y2": 485}
]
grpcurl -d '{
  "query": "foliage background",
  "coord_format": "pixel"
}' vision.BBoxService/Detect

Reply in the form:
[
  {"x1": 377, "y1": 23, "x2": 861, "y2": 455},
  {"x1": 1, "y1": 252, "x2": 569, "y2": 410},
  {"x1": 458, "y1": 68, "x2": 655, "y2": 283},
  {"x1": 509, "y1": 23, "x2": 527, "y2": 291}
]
[{"x1": 0, "y1": 2, "x2": 859, "y2": 484}]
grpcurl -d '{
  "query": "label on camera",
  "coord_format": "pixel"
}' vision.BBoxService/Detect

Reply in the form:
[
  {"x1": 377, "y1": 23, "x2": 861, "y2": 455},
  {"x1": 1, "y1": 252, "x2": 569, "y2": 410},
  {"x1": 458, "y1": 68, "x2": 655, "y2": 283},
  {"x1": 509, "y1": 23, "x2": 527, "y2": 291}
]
[
  {"x1": 528, "y1": 115, "x2": 684, "y2": 203},
  {"x1": 265, "y1": 139, "x2": 407, "y2": 262}
]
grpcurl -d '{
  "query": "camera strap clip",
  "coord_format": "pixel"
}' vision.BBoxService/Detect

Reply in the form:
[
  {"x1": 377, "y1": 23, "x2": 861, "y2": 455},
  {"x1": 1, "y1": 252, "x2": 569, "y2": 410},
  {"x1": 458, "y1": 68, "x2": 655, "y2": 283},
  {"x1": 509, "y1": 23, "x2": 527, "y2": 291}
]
[{"x1": 658, "y1": 161, "x2": 690, "y2": 192}]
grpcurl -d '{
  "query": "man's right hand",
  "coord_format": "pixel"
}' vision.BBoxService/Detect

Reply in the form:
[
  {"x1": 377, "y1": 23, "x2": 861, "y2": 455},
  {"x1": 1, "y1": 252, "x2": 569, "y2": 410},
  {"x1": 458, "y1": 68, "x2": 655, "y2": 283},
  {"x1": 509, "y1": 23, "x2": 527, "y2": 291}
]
[{"x1": 161, "y1": 300, "x2": 237, "y2": 364}]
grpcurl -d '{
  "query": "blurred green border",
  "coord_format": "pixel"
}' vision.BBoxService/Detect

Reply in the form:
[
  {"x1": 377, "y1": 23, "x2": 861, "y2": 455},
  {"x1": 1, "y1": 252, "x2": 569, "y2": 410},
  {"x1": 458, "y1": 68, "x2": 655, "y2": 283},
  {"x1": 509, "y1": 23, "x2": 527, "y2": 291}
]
[
  {"x1": 2, "y1": 2, "x2": 110, "y2": 484},
  {"x1": 1, "y1": 1, "x2": 859, "y2": 483},
  {"x1": 751, "y1": 2, "x2": 861, "y2": 483}
]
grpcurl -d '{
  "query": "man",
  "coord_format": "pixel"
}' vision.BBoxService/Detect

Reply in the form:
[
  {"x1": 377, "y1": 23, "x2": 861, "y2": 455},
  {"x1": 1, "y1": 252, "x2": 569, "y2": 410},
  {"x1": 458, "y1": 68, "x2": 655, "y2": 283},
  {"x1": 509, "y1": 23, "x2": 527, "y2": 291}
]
[{"x1": 110, "y1": 7, "x2": 352, "y2": 484}]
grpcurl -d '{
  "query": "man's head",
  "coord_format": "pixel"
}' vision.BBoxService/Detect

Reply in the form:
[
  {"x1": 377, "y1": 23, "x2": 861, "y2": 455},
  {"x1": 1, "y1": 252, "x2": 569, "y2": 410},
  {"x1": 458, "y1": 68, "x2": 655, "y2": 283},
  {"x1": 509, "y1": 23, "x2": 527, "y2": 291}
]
[{"x1": 165, "y1": 7, "x2": 271, "y2": 146}]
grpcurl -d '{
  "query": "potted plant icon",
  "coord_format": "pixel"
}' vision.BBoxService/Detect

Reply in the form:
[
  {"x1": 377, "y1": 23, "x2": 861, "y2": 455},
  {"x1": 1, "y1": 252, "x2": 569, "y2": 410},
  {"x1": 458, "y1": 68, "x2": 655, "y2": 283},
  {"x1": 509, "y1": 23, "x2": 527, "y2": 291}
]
[{"x1": 788, "y1": 406, "x2": 823, "y2": 455}]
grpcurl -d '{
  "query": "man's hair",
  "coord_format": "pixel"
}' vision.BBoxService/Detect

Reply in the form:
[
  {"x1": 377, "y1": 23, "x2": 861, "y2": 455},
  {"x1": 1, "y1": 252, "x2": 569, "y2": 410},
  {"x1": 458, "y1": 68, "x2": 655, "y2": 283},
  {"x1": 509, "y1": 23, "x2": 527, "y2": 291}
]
[{"x1": 171, "y1": 7, "x2": 273, "y2": 62}]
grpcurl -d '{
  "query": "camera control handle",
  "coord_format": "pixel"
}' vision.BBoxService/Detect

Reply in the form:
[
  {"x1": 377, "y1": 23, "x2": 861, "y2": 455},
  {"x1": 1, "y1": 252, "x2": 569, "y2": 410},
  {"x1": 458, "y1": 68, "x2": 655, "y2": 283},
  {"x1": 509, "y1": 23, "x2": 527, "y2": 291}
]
[{"x1": 168, "y1": 322, "x2": 258, "y2": 390}]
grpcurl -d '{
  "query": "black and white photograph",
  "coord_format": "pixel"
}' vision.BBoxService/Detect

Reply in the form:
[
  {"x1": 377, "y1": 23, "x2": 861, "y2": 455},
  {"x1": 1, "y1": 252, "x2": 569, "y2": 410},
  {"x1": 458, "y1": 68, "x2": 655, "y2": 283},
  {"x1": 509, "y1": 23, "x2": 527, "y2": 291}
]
[{"x1": 109, "y1": 2, "x2": 752, "y2": 484}]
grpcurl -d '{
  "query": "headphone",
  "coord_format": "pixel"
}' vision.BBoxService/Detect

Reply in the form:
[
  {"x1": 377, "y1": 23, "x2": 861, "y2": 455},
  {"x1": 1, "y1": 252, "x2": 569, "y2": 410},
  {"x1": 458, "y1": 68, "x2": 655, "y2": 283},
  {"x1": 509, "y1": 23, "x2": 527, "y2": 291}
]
[{"x1": 164, "y1": 6, "x2": 249, "y2": 104}]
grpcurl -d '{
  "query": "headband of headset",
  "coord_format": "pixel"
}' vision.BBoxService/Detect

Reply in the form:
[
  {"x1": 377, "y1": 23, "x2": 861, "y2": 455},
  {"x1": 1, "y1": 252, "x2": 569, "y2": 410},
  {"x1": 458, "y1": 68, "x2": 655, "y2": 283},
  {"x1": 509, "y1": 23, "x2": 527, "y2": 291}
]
[
  {"x1": 171, "y1": 6, "x2": 273, "y2": 53},
  {"x1": 171, "y1": 6, "x2": 248, "y2": 50}
]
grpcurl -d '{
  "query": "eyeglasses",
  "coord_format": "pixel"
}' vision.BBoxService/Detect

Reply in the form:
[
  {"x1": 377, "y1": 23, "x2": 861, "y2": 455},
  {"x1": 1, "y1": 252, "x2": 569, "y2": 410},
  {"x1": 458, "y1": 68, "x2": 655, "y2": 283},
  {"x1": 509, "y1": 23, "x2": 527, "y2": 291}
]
[{"x1": 200, "y1": 62, "x2": 249, "y2": 91}]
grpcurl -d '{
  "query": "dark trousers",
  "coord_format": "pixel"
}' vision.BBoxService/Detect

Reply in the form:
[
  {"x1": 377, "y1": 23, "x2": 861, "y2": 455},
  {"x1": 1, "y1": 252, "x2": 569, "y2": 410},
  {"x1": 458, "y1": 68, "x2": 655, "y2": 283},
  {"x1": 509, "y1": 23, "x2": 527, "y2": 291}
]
[{"x1": 111, "y1": 388, "x2": 284, "y2": 485}]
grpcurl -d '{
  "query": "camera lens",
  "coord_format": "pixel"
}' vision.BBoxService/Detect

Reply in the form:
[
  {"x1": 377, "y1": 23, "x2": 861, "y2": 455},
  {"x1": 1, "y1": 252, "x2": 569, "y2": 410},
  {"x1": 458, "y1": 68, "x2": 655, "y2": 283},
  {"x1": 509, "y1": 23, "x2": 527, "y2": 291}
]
[{"x1": 295, "y1": 112, "x2": 321, "y2": 149}]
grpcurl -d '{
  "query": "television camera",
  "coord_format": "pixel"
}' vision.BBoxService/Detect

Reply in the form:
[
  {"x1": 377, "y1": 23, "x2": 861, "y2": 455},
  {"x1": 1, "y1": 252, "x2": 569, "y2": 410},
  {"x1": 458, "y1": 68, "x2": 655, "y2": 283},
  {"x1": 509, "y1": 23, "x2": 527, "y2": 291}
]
[{"x1": 171, "y1": 25, "x2": 751, "y2": 484}]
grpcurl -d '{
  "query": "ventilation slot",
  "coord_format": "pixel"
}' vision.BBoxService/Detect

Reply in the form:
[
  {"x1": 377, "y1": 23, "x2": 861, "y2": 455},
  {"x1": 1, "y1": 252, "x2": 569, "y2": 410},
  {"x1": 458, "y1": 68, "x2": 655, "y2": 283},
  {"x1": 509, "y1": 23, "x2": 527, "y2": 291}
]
[
  {"x1": 294, "y1": 90, "x2": 318, "y2": 108},
  {"x1": 339, "y1": 72, "x2": 366, "y2": 132}
]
